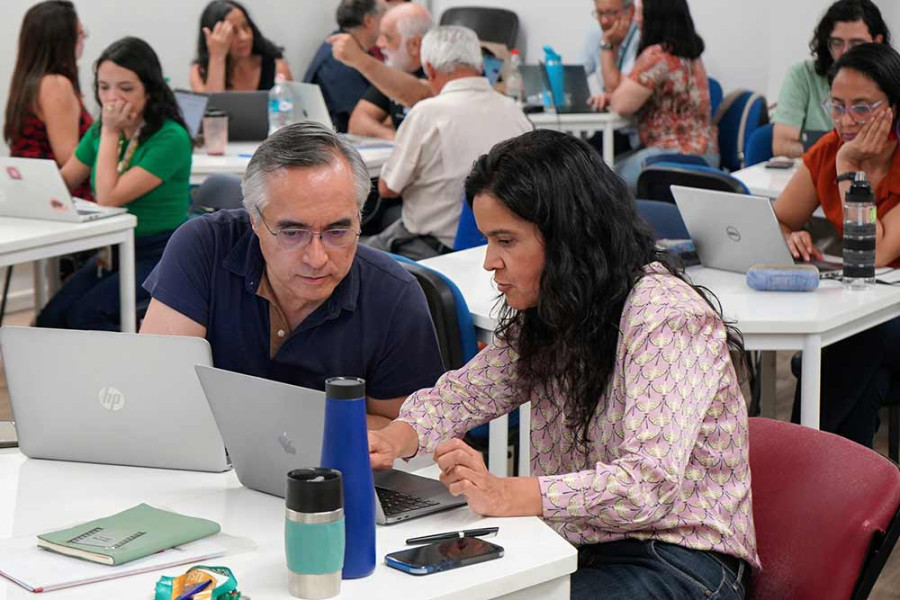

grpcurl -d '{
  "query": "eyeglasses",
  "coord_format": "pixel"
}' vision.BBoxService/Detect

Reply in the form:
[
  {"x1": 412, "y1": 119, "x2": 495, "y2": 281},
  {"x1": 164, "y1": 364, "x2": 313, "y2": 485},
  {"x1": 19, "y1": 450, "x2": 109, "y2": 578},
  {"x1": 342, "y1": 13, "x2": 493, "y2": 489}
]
[
  {"x1": 821, "y1": 99, "x2": 884, "y2": 124},
  {"x1": 591, "y1": 8, "x2": 625, "y2": 19},
  {"x1": 826, "y1": 37, "x2": 868, "y2": 54},
  {"x1": 255, "y1": 207, "x2": 360, "y2": 250}
]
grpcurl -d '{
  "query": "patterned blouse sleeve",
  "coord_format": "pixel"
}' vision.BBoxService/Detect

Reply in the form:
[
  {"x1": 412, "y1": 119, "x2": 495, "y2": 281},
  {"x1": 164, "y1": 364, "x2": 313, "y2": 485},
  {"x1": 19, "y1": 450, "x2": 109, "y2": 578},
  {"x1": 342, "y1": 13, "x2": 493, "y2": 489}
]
[
  {"x1": 629, "y1": 44, "x2": 668, "y2": 91},
  {"x1": 396, "y1": 338, "x2": 525, "y2": 456},
  {"x1": 538, "y1": 296, "x2": 737, "y2": 530}
]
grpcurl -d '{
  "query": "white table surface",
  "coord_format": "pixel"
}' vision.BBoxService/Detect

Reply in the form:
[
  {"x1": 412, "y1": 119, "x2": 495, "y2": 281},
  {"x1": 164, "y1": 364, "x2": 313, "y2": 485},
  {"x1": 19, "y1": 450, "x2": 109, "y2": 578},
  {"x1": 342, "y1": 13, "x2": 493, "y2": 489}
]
[
  {"x1": 732, "y1": 161, "x2": 798, "y2": 199},
  {"x1": 420, "y1": 246, "x2": 900, "y2": 431},
  {"x1": 529, "y1": 112, "x2": 630, "y2": 167},
  {"x1": 0, "y1": 450, "x2": 576, "y2": 600},
  {"x1": 0, "y1": 214, "x2": 137, "y2": 332},
  {"x1": 192, "y1": 141, "x2": 395, "y2": 184}
]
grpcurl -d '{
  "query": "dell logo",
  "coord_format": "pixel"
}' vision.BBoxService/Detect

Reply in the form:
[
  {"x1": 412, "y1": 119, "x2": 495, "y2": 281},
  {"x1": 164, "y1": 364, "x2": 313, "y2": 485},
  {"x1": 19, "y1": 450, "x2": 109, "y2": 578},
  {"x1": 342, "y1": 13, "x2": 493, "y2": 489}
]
[
  {"x1": 98, "y1": 387, "x2": 125, "y2": 411},
  {"x1": 278, "y1": 432, "x2": 297, "y2": 455},
  {"x1": 725, "y1": 225, "x2": 742, "y2": 242}
]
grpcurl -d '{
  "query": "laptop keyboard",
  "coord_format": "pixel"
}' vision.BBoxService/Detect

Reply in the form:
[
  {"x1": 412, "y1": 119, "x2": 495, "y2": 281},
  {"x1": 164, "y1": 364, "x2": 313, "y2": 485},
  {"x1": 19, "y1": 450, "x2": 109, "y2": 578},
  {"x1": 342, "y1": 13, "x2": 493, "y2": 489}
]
[{"x1": 376, "y1": 487, "x2": 439, "y2": 516}]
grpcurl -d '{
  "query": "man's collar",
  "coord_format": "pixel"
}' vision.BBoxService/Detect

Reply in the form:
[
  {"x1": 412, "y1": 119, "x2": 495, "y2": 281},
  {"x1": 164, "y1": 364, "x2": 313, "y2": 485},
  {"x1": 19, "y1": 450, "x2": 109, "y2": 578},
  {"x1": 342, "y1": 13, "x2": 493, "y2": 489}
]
[{"x1": 440, "y1": 76, "x2": 493, "y2": 95}]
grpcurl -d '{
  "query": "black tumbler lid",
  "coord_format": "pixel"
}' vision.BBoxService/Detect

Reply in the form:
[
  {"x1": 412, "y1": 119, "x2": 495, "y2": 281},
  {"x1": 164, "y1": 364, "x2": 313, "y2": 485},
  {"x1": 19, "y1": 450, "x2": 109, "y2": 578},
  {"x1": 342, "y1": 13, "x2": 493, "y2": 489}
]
[
  {"x1": 325, "y1": 377, "x2": 366, "y2": 400},
  {"x1": 203, "y1": 108, "x2": 227, "y2": 118},
  {"x1": 286, "y1": 468, "x2": 343, "y2": 513}
]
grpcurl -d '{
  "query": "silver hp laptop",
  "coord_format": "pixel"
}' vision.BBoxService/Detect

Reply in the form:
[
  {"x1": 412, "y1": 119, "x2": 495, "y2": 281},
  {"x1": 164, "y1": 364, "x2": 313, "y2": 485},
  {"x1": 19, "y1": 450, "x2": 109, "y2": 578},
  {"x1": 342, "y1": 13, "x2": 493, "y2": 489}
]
[
  {"x1": 671, "y1": 186, "x2": 840, "y2": 273},
  {"x1": 0, "y1": 158, "x2": 125, "y2": 222},
  {"x1": 207, "y1": 91, "x2": 269, "y2": 141},
  {"x1": 195, "y1": 365, "x2": 466, "y2": 525},
  {"x1": 0, "y1": 327, "x2": 229, "y2": 472}
]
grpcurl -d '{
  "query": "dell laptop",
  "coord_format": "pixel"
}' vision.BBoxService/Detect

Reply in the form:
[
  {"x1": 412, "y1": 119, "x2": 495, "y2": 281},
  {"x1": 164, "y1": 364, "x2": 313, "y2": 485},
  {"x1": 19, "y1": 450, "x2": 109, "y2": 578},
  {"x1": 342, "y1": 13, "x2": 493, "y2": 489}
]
[
  {"x1": 0, "y1": 328, "x2": 229, "y2": 472},
  {"x1": 0, "y1": 158, "x2": 125, "y2": 223},
  {"x1": 195, "y1": 365, "x2": 466, "y2": 525},
  {"x1": 670, "y1": 186, "x2": 840, "y2": 273},
  {"x1": 207, "y1": 90, "x2": 269, "y2": 141}
]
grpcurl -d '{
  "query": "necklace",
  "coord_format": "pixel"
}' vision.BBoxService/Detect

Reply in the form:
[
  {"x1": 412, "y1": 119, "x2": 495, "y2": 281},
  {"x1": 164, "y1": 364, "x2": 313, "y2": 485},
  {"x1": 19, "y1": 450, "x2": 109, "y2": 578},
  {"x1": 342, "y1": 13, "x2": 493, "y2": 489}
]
[{"x1": 116, "y1": 125, "x2": 143, "y2": 174}]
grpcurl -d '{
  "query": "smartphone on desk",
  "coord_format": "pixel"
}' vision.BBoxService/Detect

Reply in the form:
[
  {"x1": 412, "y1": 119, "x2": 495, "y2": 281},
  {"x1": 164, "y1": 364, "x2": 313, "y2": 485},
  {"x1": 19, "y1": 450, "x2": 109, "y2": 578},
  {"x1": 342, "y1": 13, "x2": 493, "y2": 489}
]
[
  {"x1": 765, "y1": 157, "x2": 795, "y2": 169},
  {"x1": 385, "y1": 537, "x2": 504, "y2": 576}
]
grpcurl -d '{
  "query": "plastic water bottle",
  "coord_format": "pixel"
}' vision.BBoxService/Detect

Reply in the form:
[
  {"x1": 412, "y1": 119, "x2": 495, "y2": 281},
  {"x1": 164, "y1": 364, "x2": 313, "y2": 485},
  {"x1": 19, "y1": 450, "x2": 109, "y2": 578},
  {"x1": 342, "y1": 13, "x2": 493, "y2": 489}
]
[
  {"x1": 268, "y1": 74, "x2": 294, "y2": 136},
  {"x1": 842, "y1": 171, "x2": 876, "y2": 289},
  {"x1": 505, "y1": 49, "x2": 524, "y2": 106}
]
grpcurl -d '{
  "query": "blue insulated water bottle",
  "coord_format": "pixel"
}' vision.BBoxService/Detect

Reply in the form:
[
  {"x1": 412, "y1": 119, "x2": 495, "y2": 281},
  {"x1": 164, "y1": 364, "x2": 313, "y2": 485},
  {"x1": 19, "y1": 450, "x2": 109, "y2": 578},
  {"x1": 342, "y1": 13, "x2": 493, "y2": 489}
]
[
  {"x1": 543, "y1": 45, "x2": 566, "y2": 109},
  {"x1": 320, "y1": 377, "x2": 375, "y2": 579}
]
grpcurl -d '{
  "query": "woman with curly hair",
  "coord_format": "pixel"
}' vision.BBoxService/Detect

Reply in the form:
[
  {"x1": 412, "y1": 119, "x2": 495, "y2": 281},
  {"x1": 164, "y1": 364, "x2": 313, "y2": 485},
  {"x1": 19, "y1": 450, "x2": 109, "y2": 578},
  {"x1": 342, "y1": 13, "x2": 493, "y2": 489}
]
[{"x1": 369, "y1": 129, "x2": 759, "y2": 599}]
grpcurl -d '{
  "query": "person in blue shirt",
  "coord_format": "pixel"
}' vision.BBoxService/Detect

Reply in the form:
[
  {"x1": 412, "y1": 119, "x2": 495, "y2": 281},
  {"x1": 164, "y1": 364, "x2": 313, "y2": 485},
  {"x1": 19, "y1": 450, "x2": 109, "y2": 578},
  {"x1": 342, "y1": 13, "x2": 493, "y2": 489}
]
[
  {"x1": 304, "y1": 0, "x2": 388, "y2": 133},
  {"x1": 140, "y1": 122, "x2": 445, "y2": 429}
]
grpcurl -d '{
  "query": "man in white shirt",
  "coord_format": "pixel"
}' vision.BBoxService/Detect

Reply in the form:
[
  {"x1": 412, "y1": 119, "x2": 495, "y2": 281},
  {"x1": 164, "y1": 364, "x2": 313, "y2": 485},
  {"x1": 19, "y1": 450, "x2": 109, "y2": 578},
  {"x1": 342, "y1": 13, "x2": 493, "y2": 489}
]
[{"x1": 363, "y1": 26, "x2": 533, "y2": 259}]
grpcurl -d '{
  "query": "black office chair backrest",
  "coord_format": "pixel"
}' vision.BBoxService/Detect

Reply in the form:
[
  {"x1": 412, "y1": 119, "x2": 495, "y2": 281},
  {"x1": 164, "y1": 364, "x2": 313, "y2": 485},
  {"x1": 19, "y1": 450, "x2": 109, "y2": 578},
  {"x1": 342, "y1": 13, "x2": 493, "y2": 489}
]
[
  {"x1": 191, "y1": 174, "x2": 244, "y2": 214},
  {"x1": 395, "y1": 260, "x2": 465, "y2": 371},
  {"x1": 438, "y1": 7, "x2": 519, "y2": 48},
  {"x1": 636, "y1": 164, "x2": 748, "y2": 205}
]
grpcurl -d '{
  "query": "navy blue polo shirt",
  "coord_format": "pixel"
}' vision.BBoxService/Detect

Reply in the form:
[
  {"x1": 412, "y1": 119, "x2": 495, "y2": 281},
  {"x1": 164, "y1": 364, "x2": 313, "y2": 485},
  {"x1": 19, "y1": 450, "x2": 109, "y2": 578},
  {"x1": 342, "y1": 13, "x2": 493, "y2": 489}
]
[
  {"x1": 303, "y1": 30, "x2": 372, "y2": 133},
  {"x1": 143, "y1": 210, "x2": 444, "y2": 399}
]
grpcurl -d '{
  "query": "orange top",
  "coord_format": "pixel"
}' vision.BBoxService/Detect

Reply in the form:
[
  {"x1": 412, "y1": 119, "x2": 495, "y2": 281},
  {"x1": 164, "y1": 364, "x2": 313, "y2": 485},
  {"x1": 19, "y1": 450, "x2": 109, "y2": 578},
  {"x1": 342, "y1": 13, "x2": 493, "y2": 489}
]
[{"x1": 803, "y1": 130, "x2": 900, "y2": 267}]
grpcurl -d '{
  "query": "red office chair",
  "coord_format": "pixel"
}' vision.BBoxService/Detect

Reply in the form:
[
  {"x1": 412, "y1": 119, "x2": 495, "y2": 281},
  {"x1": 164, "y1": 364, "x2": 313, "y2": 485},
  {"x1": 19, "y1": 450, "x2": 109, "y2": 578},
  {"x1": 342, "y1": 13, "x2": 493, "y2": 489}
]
[{"x1": 748, "y1": 418, "x2": 900, "y2": 599}]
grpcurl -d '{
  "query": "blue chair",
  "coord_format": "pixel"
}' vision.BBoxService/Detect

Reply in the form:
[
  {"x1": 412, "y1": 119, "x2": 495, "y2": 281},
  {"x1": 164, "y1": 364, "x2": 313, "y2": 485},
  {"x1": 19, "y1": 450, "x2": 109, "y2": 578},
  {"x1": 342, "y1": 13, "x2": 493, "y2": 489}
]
[
  {"x1": 745, "y1": 123, "x2": 774, "y2": 167},
  {"x1": 636, "y1": 199, "x2": 689, "y2": 240},
  {"x1": 715, "y1": 91, "x2": 768, "y2": 172},
  {"x1": 708, "y1": 77, "x2": 724, "y2": 118},
  {"x1": 636, "y1": 162, "x2": 750, "y2": 205},
  {"x1": 453, "y1": 197, "x2": 486, "y2": 251},
  {"x1": 642, "y1": 153, "x2": 711, "y2": 169}
]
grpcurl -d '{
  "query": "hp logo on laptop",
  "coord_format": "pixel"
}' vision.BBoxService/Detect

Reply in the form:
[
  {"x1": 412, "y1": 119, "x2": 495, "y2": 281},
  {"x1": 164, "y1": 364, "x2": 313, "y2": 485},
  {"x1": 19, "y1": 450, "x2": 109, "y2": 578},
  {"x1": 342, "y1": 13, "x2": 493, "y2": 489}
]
[
  {"x1": 98, "y1": 387, "x2": 125, "y2": 411},
  {"x1": 726, "y1": 225, "x2": 742, "y2": 242}
]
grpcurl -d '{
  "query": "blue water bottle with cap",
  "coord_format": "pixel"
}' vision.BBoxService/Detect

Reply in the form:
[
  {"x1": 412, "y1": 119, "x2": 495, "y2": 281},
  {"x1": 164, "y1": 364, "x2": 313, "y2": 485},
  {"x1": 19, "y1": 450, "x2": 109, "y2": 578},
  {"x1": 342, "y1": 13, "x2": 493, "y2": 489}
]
[
  {"x1": 320, "y1": 377, "x2": 375, "y2": 579},
  {"x1": 543, "y1": 45, "x2": 566, "y2": 110}
]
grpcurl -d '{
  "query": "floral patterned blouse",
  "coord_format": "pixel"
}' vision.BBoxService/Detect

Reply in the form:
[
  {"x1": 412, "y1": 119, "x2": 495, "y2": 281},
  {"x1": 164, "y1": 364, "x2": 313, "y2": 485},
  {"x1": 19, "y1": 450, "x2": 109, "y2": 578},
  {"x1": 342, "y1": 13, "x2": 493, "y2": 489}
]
[
  {"x1": 629, "y1": 44, "x2": 717, "y2": 156},
  {"x1": 397, "y1": 263, "x2": 760, "y2": 569}
]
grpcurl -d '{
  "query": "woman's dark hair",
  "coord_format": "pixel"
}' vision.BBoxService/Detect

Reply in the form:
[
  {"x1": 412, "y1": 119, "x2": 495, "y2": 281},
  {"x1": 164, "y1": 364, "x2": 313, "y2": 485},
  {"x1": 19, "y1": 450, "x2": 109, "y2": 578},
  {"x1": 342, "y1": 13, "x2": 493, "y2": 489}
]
[
  {"x1": 4, "y1": 0, "x2": 80, "y2": 144},
  {"x1": 828, "y1": 43, "x2": 900, "y2": 112},
  {"x1": 194, "y1": 0, "x2": 284, "y2": 89},
  {"x1": 464, "y1": 130, "x2": 746, "y2": 451},
  {"x1": 638, "y1": 0, "x2": 704, "y2": 60},
  {"x1": 811, "y1": 0, "x2": 890, "y2": 77},
  {"x1": 93, "y1": 37, "x2": 189, "y2": 144}
]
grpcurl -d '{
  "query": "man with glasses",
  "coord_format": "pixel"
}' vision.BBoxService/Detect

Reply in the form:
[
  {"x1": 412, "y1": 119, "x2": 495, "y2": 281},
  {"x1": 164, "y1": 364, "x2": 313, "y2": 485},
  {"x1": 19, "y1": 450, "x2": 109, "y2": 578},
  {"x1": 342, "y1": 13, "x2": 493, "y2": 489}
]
[
  {"x1": 140, "y1": 123, "x2": 445, "y2": 429},
  {"x1": 579, "y1": 0, "x2": 642, "y2": 94},
  {"x1": 773, "y1": 0, "x2": 890, "y2": 158}
]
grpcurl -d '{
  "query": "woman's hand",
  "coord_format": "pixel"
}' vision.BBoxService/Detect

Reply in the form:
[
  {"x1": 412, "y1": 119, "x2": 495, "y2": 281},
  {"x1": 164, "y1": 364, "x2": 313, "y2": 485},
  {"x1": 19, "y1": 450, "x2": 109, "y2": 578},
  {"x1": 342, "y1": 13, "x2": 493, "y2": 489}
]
[
  {"x1": 368, "y1": 421, "x2": 419, "y2": 471},
  {"x1": 434, "y1": 438, "x2": 513, "y2": 516},
  {"x1": 836, "y1": 106, "x2": 894, "y2": 170},
  {"x1": 784, "y1": 229, "x2": 823, "y2": 262},
  {"x1": 101, "y1": 100, "x2": 136, "y2": 135},
  {"x1": 588, "y1": 93, "x2": 610, "y2": 112},
  {"x1": 203, "y1": 20, "x2": 234, "y2": 59}
]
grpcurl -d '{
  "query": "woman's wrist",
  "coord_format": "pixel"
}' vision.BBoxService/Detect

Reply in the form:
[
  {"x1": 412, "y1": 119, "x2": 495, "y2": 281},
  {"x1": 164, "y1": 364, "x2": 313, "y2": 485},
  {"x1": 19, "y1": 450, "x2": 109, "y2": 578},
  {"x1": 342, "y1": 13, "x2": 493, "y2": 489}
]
[
  {"x1": 499, "y1": 477, "x2": 542, "y2": 517},
  {"x1": 384, "y1": 420, "x2": 419, "y2": 459}
]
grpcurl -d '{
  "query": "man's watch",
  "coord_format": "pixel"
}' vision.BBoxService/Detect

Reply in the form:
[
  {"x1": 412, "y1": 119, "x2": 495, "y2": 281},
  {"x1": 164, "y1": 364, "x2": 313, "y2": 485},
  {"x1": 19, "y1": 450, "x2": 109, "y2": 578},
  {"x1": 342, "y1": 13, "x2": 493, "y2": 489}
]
[{"x1": 599, "y1": 41, "x2": 615, "y2": 51}]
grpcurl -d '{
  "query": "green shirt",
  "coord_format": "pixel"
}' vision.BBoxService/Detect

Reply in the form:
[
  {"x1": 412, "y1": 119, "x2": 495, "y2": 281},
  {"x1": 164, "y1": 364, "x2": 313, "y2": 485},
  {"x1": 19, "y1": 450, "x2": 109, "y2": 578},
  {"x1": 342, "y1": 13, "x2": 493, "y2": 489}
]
[
  {"x1": 773, "y1": 59, "x2": 833, "y2": 132},
  {"x1": 75, "y1": 119, "x2": 191, "y2": 238}
]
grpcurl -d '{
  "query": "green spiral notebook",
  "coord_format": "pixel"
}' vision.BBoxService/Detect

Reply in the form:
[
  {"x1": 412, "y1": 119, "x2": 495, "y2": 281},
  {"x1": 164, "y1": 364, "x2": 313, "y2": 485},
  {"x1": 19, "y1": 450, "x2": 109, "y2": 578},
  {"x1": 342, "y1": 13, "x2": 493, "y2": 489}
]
[{"x1": 36, "y1": 504, "x2": 221, "y2": 566}]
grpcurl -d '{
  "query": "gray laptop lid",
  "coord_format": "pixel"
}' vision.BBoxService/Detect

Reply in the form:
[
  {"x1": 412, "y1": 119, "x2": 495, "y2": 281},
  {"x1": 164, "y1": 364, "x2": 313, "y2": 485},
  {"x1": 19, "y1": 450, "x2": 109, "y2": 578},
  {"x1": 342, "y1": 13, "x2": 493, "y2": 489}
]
[
  {"x1": 671, "y1": 186, "x2": 797, "y2": 272},
  {"x1": 207, "y1": 91, "x2": 269, "y2": 141},
  {"x1": 0, "y1": 328, "x2": 229, "y2": 472},
  {"x1": 175, "y1": 89, "x2": 209, "y2": 140},
  {"x1": 282, "y1": 82, "x2": 334, "y2": 131},
  {"x1": 195, "y1": 365, "x2": 466, "y2": 524}
]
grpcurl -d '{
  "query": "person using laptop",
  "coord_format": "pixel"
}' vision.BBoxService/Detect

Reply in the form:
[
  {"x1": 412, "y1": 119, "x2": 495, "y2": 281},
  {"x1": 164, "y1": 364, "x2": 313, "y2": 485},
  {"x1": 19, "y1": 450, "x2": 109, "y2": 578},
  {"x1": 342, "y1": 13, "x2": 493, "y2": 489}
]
[
  {"x1": 189, "y1": 0, "x2": 292, "y2": 93},
  {"x1": 370, "y1": 130, "x2": 758, "y2": 598},
  {"x1": 587, "y1": 0, "x2": 718, "y2": 190},
  {"x1": 140, "y1": 122, "x2": 444, "y2": 429},
  {"x1": 364, "y1": 26, "x2": 532, "y2": 259},
  {"x1": 36, "y1": 37, "x2": 192, "y2": 332},
  {"x1": 772, "y1": 0, "x2": 890, "y2": 158},
  {"x1": 304, "y1": 0, "x2": 389, "y2": 133},
  {"x1": 347, "y1": 2, "x2": 434, "y2": 141},
  {"x1": 775, "y1": 43, "x2": 900, "y2": 450},
  {"x1": 5, "y1": 1, "x2": 93, "y2": 202}
]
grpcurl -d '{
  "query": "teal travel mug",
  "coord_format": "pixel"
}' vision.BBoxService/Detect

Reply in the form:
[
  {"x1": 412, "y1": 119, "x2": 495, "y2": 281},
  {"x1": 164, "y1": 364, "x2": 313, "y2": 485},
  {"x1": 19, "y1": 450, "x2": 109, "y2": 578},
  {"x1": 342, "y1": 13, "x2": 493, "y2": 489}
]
[{"x1": 285, "y1": 468, "x2": 345, "y2": 599}]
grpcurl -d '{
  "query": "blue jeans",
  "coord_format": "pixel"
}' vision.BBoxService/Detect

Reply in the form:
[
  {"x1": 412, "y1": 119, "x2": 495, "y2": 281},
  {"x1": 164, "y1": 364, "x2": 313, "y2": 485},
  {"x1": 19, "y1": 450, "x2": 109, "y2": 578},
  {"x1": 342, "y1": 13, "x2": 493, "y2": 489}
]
[
  {"x1": 614, "y1": 146, "x2": 721, "y2": 192},
  {"x1": 571, "y1": 539, "x2": 748, "y2": 600},
  {"x1": 36, "y1": 231, "x2": 173, "y2": 331}
]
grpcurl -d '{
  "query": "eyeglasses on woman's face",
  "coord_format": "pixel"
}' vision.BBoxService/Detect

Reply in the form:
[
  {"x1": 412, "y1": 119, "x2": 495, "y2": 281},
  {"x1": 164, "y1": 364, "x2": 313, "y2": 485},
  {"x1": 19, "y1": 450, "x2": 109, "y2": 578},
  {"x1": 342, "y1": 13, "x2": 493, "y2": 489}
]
[{"x1": 822, "y1": 99, "x2": 884, "y2": 124}]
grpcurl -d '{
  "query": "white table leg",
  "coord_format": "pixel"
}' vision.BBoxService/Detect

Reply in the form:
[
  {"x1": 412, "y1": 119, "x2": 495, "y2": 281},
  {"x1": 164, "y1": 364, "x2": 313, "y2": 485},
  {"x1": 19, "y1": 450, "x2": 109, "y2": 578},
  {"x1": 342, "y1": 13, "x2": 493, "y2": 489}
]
[
  {"x1": 32, "y1": 260, "x2": 49, "y2": 310},
  {"x1": 118, "y1": 234, "x2": 136, "y2": 333},
  {"x1": 602, "y1": 122, "x2": 615, "y2": 168},
  {"x1": 800, "y1": 335, "x2": 822, "y2": 429},
  {"x1": 488, "y1": 414, "x2": 509, "y2": 477},
  {"x1": 518, "y1": 402, "x2": 531, "y2": 476}
]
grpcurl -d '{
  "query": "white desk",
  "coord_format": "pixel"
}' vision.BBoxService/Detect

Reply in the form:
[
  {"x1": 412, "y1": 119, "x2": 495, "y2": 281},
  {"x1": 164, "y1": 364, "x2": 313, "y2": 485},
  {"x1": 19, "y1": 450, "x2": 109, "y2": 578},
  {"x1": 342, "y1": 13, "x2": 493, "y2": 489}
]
[
  {"x1": 0, "y1": 451, "x2": 576, "y2": 599},
  {"x1": 191, "y1": 142, "x2": 394, "y2": 185},
  {"x1": 0, "y1": 214, "x2": 137, "y2": 332},
  {"x1": 732, "y1": 161, "x2": 798, "y2": 199},
  {"x1": 420, "y1": 246, "x2": 900, "y2": 432},
  {"x1": 529, "y1": 112, "x2": 630, "y2": 167}
]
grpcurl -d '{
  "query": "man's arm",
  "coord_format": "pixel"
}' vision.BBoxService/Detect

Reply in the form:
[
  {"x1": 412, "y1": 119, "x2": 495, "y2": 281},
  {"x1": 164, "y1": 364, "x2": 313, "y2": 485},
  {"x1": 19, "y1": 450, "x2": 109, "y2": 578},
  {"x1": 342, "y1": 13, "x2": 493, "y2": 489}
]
[
  {"x1": 349, "y1": 100, "x2": 396, "y2": 140},
  {"x1": 140, "y1": 299, "x2": 207, "y2": 337}
]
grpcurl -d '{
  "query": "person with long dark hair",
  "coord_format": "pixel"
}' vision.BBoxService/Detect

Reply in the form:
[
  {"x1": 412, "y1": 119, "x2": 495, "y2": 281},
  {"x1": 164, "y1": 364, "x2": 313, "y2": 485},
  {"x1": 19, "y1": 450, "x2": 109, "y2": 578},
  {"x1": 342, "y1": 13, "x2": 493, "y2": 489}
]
[
  {"x1": 190, "y1": 0, "x2": 292, "y2": 92},
  {"x1": 775, "y1": 43, "x2": 900, "y2": 448},
  {"x1": 773, "y1": 0, "x2": 889, "y2": 158},
  {"x1": 37, "y1": 37, "x2": 193, "y2": 331},
  {"x1": 588, "y1": 0, "x2": 717, "y2": 189},
  {"x1": 4, "y1": 1, "x2": 93, "y2": 200},
  {"x1": 369, "y1": 130, "x2": 758, "y2": 599}
]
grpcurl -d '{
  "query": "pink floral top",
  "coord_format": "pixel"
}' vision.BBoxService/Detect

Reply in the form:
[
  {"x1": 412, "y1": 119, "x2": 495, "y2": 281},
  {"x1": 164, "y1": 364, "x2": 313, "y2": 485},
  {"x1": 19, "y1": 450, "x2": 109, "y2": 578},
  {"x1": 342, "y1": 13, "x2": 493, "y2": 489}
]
[
  {"x1": 629, "y1": 44, "x2": 718, "y2": 156},
  {"x1": 398, "y1": 264, "x2": 760, "y2": 569}
]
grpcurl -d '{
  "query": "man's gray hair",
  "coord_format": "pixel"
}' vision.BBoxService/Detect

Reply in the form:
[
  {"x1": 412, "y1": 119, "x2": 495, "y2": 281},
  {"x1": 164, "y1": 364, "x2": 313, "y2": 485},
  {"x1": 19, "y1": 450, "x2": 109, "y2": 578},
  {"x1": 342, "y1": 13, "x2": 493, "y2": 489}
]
[
  {"x1": 420, "y1": 26, "x2": 483, "y2": 75},
  {"x1": 396, "y1": 9, "x2": 433, "y2": 41},
  {"x1": 241, "y1": 122, "x2": 372, "y2": 216},
  {"x1": 336, "y1": 0, "x2": 383, "y2": 29}
]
